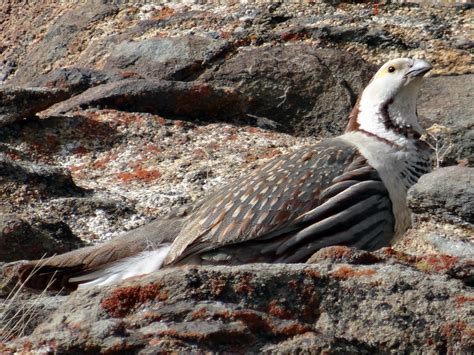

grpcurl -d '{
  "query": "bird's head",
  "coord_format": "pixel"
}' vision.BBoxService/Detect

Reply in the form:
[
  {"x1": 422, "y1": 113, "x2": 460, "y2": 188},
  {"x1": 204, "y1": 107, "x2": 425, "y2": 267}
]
[{"x1": 346, "y1": 58, "x2": 432, "y2": 146}]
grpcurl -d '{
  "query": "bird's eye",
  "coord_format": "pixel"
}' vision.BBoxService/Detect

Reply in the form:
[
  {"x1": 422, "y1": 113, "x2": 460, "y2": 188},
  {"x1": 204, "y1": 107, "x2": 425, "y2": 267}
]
[{"x1": 388, "y1": 66, "x2": 396, "y2": 73}]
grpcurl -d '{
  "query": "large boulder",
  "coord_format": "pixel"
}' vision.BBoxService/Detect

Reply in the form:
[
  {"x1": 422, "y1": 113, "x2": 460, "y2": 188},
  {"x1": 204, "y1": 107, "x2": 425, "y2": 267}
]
[
  {"x1": 104, "y1": 36, "x2": 229, "y2": 81},
  {"x1": 408, "y1": 166, "x2": 473, "y2": 225},
  {"x1": 201, "y1": 44, "x2": 376, "y2": 136},
  {"x1": 0, "y1": 214, "x2": 84, "y2": 262},
  {"x1": 399, "y1": 167, "x2": 473, "y2": 257},
  {"x1": 418, "y1": 74, "x2": 474, "y2": 166},
  {"x1": 0, "y1": 87, "x2": 69, "y2": 127},
  {"x1": 2, "y1": 249, "x2": 472, "y2": 353}
]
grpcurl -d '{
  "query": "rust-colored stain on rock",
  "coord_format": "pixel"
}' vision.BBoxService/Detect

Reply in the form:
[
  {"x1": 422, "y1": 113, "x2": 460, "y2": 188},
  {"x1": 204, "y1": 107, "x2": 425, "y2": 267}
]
[
  {"x1": 331, "y1": 266, "x2": 377, "y2": 279},
  {"x1": 101, "y1": 283, "x2": 168, "y2": 318}
]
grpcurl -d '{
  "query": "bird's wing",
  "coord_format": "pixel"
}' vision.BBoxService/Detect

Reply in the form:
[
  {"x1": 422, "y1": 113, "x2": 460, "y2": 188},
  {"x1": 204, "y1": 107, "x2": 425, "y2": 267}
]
[{"x1": 165, "y1": 138, "x2": 394, "y2": 265}]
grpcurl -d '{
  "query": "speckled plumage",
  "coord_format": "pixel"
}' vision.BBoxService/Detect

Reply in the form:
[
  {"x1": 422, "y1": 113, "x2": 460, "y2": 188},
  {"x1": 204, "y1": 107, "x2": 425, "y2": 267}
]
[
  {"x1": 12, "y1": 57, "x2": 434, "y2": 291},
  {"x1": 166, "y1": 138, "x2": 394, "y2": 266}
]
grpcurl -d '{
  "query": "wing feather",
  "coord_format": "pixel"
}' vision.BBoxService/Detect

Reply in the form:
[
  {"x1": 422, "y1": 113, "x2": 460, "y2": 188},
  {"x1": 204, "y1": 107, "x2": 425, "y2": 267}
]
[{"x1": 165, "y1": 138, "x2": 393, "y2": 265}]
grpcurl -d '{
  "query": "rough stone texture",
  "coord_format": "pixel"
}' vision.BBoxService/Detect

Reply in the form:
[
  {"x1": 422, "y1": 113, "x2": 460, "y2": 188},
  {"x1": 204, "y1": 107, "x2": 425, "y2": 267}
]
[
  {"x1": 0, "y1": 2, "x2": 472, "y2": 352},
  {"x1": 29, "y1": 67, "x2": 123, "y2": 97},
  {"x1": 201, "y1": 45, "x2": 376, "y2": 136},
  {"x1": 418, "y1": 74, "x2": 474, "y2": 166},
  {"x1": 0, "y1": 215, "x2": 84, "y2": 262},
  {"x1": 0, "y1": 153, "x2": 86, "y2": 197},
  {"x1": 408, "y1": 167, "x2": 473, "y2": 225},
  {"x1": 104, "y1": 36, "x2": 228, "y2": 81},
  {"x1": 396, "y1": 167, "x2": 473, "y2": 258},
  {"x1": 1, "y1": 2, "x2": 471, "y2": 85},
  {"x1": 4, "y1": 1, "x2": 119, "y2": 85},
  {"x1": 0, "y1": 87, "x2": 69, "y2": 127},
  {"x1": 41, "y1": 79, "x2": 252, "y2": 122},
  {"x1": 1, "y1": 248, "x2": 472, "y2": 353}
]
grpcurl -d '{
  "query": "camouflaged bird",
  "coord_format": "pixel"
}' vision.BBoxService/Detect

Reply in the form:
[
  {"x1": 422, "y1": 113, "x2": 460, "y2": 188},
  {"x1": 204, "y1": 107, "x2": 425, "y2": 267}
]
[{"x1": 13, "y1": 58, "x2": 433, "y2": 291}]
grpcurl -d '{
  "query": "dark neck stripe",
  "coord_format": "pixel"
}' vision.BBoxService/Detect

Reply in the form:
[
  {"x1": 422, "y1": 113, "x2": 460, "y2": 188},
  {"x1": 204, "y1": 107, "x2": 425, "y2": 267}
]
[
  {"x1": 380, "y1": 98, "x2": 421, "y2": 139},
  {"x1": 358, "y1": 129, "x2": 402, "y2": 149}
]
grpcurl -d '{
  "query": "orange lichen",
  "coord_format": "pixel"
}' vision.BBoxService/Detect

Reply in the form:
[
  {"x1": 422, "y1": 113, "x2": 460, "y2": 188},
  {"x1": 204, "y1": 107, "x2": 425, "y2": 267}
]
[
  {"x1": 148, "y1": 338, "x2": 162, "y2": 346},
  {"x1": 92, "y1": 152, "x2": 117, "y2": 169},
  {"x1": 142, "y1": 144, "x2": 162, "y2": 154},
  {"x1": 416, "y1": 254, "x2": 458, "y2": 273},
  {"x1": 279, "y1": 323, "x2": 312, "y2": 337},
  {"x1": 153, "y1": 6, "x2": 174, "y2": 20},
  {"x1": 143, "y1": 311, "x2": 162, "y2": 321},
  {"x1": 262, "y1": 148, "x2": 282, "y2": 159},
  {"x1": 4, "y1": 150, "x2": 20, "y2": 160},
  {"x1": 210, "y1": 278, "x2": 227, "y2": 297},
  {"x1": 454, "y1": 295, "x2": 474, "y2": 306},
  {"x1": 71, "y1": 146, "x2": 89, "y2": 155},
  {"x1": 69, "y1": 322, "x2": 82, "y2": 330},
  {"x1": 225, "y1": 133, "x2": 238, "y2": 141},
  {"x1": 288, "y1": 280, "x2": 298, "y2": 289},
  {"x1": 304, "y1": 269, "x2": 322, "y2": 279},
  {"x1": 174, "y1": 120, "x2": 184, "y2": 128},
  {"x1": 245, "y1": 127, "x2": 261, "y2": 134},
  {"x1": 268, "y1": 300, "x2": 293, "y2": 319},
  {"x1": 232, "y1": 310, "x2": 273, "y2": 333},
  {"x1": 193, "y1": 148, "x2": 207, "y2": 159},
  {"x1": 119, "y1": 71, "x2": 141, "y2": 79},
  {"x1": 235, "y1": 274, "x2": 253, "y2": 295},
  {"x1": 117, "y1": 167, "x2": 161, "y2": 183},
  {"x1": 331, "y1": 266, "x2": 376, "y2": 279},
  {"x1": 439, "y1": 321, "x2": 472, "y2": 340},
  {"x1": 101, "y1": 283, "x2": 167, "y2": 317},
  {"x1": 153, "y1": 116, "x2": 167, "y2": 125},
  {"x1": 68, "y1": 164, "x2": 85, "y2": 172},
  {"x1": 220, "y1": 31, "x2": 231, "y2": 39},
  {"x1": 191, "y1": 308, "x2": 209, "y2": 320}
]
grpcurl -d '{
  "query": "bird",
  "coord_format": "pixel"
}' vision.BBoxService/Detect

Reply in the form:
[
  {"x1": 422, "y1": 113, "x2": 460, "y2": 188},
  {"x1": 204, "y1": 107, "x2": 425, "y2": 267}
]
[{"x1": 11, "y1": 58, "x2": 433, "y2": 291}]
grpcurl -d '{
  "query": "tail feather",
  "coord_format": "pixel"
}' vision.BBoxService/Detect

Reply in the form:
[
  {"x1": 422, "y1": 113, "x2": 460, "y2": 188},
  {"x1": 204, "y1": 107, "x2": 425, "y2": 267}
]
[
  {"x1": 6, "y1": 216, "x2": 187, "y2": 291},
  {"x1": 71, "y1": 244, "x2": 171, "y2": 288}
]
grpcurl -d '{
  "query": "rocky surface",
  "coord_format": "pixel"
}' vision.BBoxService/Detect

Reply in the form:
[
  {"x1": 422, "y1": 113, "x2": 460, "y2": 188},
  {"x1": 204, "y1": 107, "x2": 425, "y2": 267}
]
[
  {"x1": 418, "y1": 74, "x2": 474, "y2": 166},
  {"x1": 1, "y1": 247, "x2": 473, "y2": 353},
  {"x1": 0, "y1": 1, "x2": 472, "y2": 353},
  {"x1": 408, "y1": 166, "x2": 473, "y2": 225},
  {"x1": 398, "y1": 166, "x2": 474, "y2": 259}
]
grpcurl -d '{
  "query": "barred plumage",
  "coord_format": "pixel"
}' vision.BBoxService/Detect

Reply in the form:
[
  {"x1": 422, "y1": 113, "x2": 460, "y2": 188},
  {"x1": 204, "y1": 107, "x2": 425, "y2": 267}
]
[
  {"x1": 166, "y1": 138, "x2": 394, "y2": 266},
  {"x1": 10, "y1": 58, "x2": 433, "y2": 291}
]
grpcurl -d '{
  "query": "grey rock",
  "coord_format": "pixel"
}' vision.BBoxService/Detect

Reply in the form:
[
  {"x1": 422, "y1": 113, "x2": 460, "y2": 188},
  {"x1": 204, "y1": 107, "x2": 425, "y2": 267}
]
[
  {"x1": 201, "y1": 45, "x2": 375, "y2": 137},
  {"x1": 0, "y1": 60, "x2": 16, "y2": 83},
  {"x1": 104, "y1": 36, "x2": 228, "y2": 81},
  {"x1": 0, "y1": 214, "x2": 84, "y2": 262},
  {"x1": 29, "y1": 67, "x2": 123, "y2": 97},
  {"x1": 418, "y1": 74, "x2": 474, "y2": 166},
  {"x1": 309, "y1": 25, "x2": 410, "y2": 50},
  {"x1": 0, "y1": 86, "x2": 69, "y2": 127},
  {"x1": 407, "y1": 166, "x2": 474, "y2": 224},
  {"x1": 427, "y1": 234, "x2": 474, "y2": 258},
  {"x1": 0, "y1": 153, "x2": 86, "y2": 197},
  {"x1": 11, "y1": 2, "x2": 119, "y2": 85},
  {"x1": 3, "y1": 251, "x2": 472, "y2": 353},
  {"x1": 42, "y1": 79, "x2": 251, "y2": 121}
]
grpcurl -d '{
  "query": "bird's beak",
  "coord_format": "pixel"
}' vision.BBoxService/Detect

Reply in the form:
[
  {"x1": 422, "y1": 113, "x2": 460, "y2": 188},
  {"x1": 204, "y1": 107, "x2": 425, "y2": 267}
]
[{"x1": 406, "y1": 59, "x2": 432, "y2": 78}]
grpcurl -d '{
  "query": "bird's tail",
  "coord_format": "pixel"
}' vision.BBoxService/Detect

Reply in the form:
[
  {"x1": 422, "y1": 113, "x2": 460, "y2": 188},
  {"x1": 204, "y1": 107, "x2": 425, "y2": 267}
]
[
  {"x1": 70, "y1": 244, "x2": 171, "y2": 288},
  {"x1": 4, "y1": 215, "x2": 187, "y2": 292}
]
